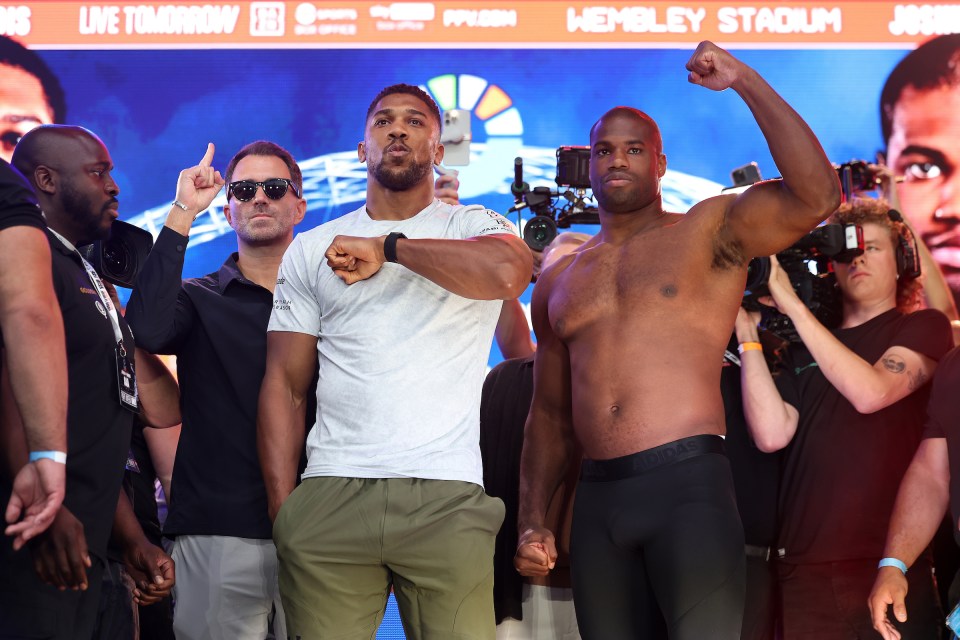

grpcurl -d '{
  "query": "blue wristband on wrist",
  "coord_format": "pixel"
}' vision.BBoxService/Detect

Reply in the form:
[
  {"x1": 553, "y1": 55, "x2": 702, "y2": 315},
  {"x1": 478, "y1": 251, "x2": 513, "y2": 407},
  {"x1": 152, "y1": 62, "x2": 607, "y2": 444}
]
[
  {"x1": 28, "y1": 451, "x2": 67, "y2": 464},
  {"x1": 878, "y1": 557, "x2": 908, "y2": 574}
]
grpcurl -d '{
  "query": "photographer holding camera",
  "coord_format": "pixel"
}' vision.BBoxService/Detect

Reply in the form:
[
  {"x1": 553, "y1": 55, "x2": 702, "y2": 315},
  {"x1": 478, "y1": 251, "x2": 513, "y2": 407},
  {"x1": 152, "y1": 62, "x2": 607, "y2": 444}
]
[
  {"x1": 839, "y1": 160, "x2": 960, "y2": 343},
  {"x1": 737, "y1": 198, "x2": 952, "y2": 638}
]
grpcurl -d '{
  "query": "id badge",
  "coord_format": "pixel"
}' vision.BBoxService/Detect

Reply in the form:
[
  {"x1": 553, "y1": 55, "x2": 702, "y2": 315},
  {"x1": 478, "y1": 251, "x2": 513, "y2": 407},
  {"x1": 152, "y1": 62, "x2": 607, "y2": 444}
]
[
  {"x1": 115, "y1": 346, "x2": 139, "y2": 413},
  {"x1": 946, "y1": 600, "x2": 960, "y2": 637}
]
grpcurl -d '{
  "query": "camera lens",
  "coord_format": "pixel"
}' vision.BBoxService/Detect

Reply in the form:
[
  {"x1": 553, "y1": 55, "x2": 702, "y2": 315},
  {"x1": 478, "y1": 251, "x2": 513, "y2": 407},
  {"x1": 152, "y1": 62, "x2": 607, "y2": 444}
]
[
  {"x1": 744, "y1": 256, "x2": 771, "y2": 293},
  {"x1": 524, "y1": 216, "x2": 558, "y2": 252},
  {"x1": 102, "y1": 239, "x2": 131, "y2": 278}
]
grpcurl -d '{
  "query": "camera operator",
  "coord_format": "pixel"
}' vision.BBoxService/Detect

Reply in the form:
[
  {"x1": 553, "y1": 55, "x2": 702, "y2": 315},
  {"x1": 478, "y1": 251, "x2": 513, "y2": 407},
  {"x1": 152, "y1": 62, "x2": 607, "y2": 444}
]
[
  {"x1": 1, "y1": 125, "x2": 180, "y2": 640},
  {"x1": 738, "y1": 198, "x2": 952, "y2": 638}
]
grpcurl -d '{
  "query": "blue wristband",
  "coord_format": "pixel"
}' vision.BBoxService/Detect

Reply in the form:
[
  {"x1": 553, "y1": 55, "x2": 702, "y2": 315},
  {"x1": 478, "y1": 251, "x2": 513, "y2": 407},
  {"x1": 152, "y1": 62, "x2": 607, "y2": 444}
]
[
  {"x1": 878, "y1": 557, "x2": 908, "y2": 574},
  {"x1": 28, "y1": 451, "x2": 67, "y2": 464}
]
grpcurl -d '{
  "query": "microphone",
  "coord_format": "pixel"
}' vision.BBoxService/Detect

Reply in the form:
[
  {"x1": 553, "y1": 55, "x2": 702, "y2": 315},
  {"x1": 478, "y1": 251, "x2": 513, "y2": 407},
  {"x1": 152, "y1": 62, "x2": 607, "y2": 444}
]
[{"x1": 511, "y1": 157, "x2": 527, "y2": 201}]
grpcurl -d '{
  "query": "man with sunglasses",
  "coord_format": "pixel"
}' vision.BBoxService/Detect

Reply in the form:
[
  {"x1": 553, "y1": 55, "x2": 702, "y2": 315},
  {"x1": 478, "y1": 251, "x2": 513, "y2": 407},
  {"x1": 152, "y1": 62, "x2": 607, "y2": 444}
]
[
  {"x1": 126, "y1": 140, "x2": 306, "y2": 640},
  {"x1": 258, "y1": 83, "x2": 532, "y2": 639},
  {"x1": 126, "y1": 138, "x2": 468, "y2": 639}
]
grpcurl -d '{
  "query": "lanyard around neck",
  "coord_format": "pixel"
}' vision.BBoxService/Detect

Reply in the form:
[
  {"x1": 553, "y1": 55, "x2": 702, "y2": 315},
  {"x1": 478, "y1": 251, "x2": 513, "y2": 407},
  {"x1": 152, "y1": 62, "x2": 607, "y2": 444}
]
[{"x1": 48, "y1": 228, "x2": 127, "y2": 354}]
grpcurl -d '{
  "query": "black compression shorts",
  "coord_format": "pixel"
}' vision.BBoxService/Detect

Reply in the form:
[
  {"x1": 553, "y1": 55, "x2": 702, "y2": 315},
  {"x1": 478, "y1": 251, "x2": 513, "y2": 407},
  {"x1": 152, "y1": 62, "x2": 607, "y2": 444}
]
[{"x1": 571, "y1": 435, "x2": 745, "y2": 639}]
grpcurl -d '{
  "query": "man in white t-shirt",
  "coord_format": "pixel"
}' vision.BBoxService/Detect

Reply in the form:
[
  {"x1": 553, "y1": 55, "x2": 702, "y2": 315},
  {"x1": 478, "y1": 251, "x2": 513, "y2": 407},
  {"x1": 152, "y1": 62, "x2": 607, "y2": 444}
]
[{"x1": 258, "y1": 83, "x2": 533, "y2": 639}]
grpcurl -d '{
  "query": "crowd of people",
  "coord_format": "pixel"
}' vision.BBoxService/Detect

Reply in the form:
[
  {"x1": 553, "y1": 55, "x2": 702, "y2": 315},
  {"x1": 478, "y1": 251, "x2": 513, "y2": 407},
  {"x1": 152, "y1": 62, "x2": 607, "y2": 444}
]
[{"x1": 1, "y1": 33, "x2": 960, "y2": 640}]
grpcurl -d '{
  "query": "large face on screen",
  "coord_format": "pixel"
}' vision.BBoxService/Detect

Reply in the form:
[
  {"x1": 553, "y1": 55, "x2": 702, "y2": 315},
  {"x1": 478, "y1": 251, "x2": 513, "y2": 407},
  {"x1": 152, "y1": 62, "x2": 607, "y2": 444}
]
[
  {"x1": 589, "y1": 108, "x2": 666, "y2": 215},
  {"x1": 0, "y1": 63, "x2": 55, "y2": 163},
  {"x1": 223, "y1": 154, "x2": 305, "y2": 246},
  {"x1": 886, "y1": 83, "x2": 960, "y2": 299},
  {"x1": 360, "y1": 92, "x2": 441, "y2": 192}
]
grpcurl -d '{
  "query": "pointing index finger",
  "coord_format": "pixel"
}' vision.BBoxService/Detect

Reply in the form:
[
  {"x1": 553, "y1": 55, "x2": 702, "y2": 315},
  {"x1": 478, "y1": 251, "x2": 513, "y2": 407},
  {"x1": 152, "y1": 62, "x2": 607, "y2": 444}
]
[{"x1": 199, "y1": 142, "x2": 215, "y2": 168}]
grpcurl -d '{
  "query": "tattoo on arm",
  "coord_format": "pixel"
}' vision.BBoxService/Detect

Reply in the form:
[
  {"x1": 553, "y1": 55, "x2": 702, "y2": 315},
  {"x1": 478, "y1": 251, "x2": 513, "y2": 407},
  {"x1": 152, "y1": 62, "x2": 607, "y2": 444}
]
[
  {"x1": 881, "y1": 353, "x2": 931, "y2": 392},
  {"x1": 882, "y1": 355, "x2": 906, "y2": 374},
  {"x1": 907, "y1": 369, "x2": 929, "y2": 392}
]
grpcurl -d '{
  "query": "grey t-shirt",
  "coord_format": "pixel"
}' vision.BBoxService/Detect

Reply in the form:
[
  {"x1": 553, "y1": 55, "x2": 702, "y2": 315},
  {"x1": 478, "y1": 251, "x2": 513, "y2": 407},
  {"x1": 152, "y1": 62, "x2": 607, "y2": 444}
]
[{"x1": 269, "y1": 199, "x2": 516, "y2": 486}]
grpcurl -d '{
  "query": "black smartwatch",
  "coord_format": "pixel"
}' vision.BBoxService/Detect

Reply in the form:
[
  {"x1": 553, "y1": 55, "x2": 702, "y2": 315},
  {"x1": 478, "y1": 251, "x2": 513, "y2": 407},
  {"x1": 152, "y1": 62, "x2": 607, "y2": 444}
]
[{"x1": 384, "y1": 232, "x2": 406, "y2": 263}]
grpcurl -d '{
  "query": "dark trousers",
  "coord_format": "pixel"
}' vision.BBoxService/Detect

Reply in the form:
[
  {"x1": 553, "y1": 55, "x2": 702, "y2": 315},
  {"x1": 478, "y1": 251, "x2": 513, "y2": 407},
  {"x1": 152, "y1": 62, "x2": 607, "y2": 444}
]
[
  {"x1": 0, "y1": 540, "x2": 105, "y2": 640},
  {"x1": 779, "y1": 556, "x2": 943, "y2": 639},
  {"x1": 94, "y1": 559, "x2": 176, "y2": 640},
  {"x1": 742, "y1": 551, "x2": 779, "y2": 640},
  {"x1": 570, "y1": 438, "x2": 746, "y2": 640},
  {"x1": 94, "y1": 561, "x2": 136, "y2": 640},
  {"x1": 138, "y1": 596, "x2": 175, "y2": 640}
]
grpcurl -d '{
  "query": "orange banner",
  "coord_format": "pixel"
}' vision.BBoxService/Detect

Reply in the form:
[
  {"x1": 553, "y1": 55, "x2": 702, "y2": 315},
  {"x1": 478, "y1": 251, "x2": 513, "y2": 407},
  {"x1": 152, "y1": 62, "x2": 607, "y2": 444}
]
[{"x1": 8, "y1": 1, "x2": 960, "y2": 47}]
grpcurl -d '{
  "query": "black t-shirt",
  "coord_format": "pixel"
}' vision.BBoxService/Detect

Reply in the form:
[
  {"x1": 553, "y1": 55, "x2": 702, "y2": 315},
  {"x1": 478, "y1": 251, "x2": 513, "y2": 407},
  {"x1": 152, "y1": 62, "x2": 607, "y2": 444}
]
[
  {"x1": 721, "y1": 335, "x2": 782, "y2": 547},
  {"x1": 0, "y1": 160, "x2": 45, "y2": 350},
  {"x1": 48, "y1": 230, "x2": 135, "y2": 561},
  {"x1": 126, "y1": 227, "x2": 311, "y2": 539},
  {"x1": 921, "y1": 347, "x2": 960, "y2": 546},
  {"x1": 775, "y1": 308, "x2": 952, "y2": 564},
  {"x1": 479, "y1": 356, "x2": 534, "y2": 625},
  {"x1": 0, "y1": 160, "x2": 43, "y2": 233}
]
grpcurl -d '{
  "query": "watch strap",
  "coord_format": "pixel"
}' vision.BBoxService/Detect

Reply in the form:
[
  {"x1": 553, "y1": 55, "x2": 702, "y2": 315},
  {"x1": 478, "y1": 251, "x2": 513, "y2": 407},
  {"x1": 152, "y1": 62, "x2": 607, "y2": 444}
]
[{"x1": 384, "y1": 232, "x2": 406, "y2": 263}]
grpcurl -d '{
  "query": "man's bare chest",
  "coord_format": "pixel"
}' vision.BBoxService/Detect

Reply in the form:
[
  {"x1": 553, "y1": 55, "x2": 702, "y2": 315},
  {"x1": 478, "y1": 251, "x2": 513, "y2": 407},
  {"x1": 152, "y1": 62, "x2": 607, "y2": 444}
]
[{"x1": 547, "y1": 237, "x2": 711, "y2": 339}]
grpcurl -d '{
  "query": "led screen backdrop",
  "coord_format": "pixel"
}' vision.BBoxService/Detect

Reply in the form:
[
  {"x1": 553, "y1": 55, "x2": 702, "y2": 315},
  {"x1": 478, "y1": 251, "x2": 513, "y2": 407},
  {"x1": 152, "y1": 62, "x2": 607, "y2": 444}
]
[
  {"x1": 18, "y1": 4, "x2": 948, "y2": 311},
  {"x1": 11, "y1": 3, "x2": 958, "y2": 634},
  {"x1": 18, "y1": 5, "x2": 948, "y2": 317}
]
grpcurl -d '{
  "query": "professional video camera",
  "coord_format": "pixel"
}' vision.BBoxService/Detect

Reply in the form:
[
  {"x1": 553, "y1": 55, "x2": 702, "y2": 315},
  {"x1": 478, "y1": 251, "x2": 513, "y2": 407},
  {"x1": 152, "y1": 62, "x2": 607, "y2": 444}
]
[
  {"x1": 79, "y1": 219, "x2": 154, "y2": 288},
  {"x1": 510, "y1": 146, "x2": 600, "y2": 251},
  {"x1": 729, "y1": 159, "x2": 883, "y2": 202},
  {"x1": 744, "y1": 223, "x2": 863, "y2": 342}
]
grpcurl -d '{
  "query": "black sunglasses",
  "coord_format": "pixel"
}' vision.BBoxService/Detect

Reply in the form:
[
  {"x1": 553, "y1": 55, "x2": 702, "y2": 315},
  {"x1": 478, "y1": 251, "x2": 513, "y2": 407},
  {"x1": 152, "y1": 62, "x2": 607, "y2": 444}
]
[{"x1": 228, "y1": 178, "x2": 301, "y2": 202}]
